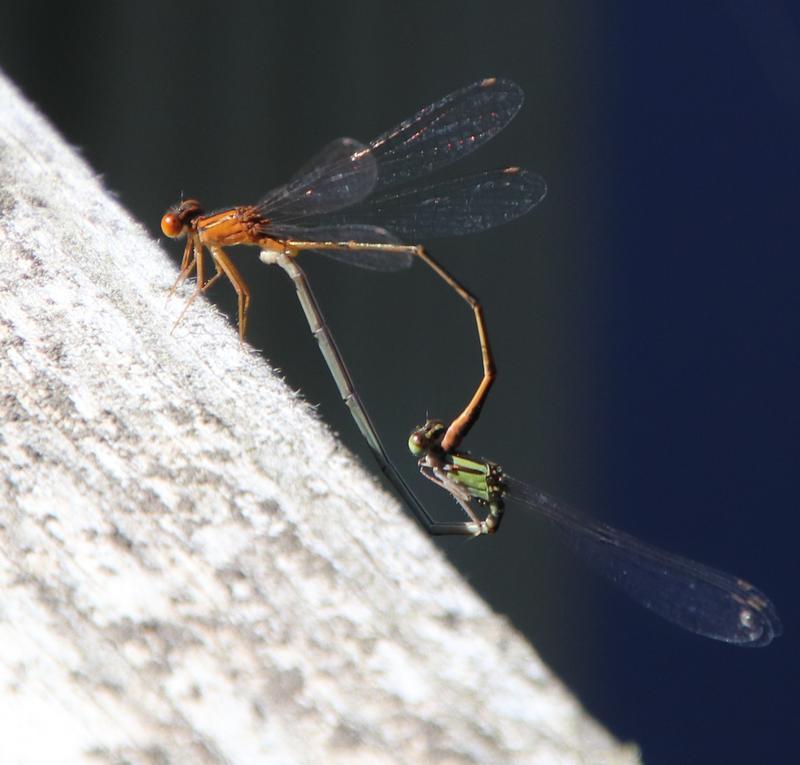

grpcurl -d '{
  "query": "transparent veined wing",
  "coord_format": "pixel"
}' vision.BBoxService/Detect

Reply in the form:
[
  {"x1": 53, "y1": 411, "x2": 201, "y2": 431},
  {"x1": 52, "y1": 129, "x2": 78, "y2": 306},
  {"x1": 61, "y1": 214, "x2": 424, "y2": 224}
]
[
  {"x1": 256, "y1": 138, "x2": 377, "y2": 220},
  {"x1": 320, "y1": 167, "x2": 547, "y2": 238},
  {"x1": 504, "y1": 476, "x2": 781, "y2": 646},
  {"x1": 263, "y1": 169, "x2": 545, "y2": 269},
  {"x1": 369, "y1": 77, "x2": 524, "y2": 191},
  {"x1": 256, "y1": 78, "x2": 526, "y2": 226}
]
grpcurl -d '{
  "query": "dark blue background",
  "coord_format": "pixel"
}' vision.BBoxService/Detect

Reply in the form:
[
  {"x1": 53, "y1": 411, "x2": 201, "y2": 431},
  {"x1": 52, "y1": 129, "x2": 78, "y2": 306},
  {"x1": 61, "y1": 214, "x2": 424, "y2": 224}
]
[{"x1": 2, "y1": 3, "x2": 796, "y2": 762}]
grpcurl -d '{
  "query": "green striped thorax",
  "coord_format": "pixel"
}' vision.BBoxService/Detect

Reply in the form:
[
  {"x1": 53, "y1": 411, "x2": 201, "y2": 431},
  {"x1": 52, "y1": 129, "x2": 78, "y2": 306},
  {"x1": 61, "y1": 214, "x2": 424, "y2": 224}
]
[{"x1": 408, "y1": 420, "x2": 505, "y2": 504}]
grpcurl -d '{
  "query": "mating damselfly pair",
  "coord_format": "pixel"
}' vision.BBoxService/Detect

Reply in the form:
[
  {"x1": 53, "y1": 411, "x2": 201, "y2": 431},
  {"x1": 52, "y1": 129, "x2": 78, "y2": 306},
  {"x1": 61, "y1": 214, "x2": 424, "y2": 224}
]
[{"x1": 161, "y1": 77, "x2": 780, "y2": 647}]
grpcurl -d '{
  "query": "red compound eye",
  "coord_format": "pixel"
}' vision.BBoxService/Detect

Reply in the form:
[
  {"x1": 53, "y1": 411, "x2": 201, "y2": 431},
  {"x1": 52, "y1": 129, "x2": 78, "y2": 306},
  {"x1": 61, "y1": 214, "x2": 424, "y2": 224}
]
[{"x1": 160, "y1": 212, "x2": 183, "y2": 238}]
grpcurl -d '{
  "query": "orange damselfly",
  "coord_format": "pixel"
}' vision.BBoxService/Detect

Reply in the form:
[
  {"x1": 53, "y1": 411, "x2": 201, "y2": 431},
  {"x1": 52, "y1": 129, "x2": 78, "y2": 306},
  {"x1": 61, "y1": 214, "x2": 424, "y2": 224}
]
[{"x1": 160, "y1": 77, "x2": 546, "y2": 452}]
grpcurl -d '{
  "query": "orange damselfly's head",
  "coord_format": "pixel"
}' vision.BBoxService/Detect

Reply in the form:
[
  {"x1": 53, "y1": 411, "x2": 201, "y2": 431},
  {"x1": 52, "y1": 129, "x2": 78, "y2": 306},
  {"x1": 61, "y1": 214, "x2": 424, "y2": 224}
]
[{"x1": 160, "y1": 199, "x2": 204, "y2": 238}]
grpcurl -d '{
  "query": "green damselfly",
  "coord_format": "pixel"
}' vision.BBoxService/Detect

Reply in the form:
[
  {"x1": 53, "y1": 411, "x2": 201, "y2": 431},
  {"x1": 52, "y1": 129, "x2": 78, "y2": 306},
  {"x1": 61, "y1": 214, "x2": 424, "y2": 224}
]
[{"x1": 408, "y1": 419, "x2": 782, "y2": 646}]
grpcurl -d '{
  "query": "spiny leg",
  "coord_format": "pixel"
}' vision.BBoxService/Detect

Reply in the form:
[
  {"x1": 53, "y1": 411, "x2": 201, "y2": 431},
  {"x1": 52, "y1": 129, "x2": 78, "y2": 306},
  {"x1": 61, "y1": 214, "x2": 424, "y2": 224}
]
[
  {"x1": 209, "y1": 245, "x2": 251, "y2": 339},
  {"x1": 418, "y1": 464, "x2": 483, "y2": 534},
  {"x1": 179, "y1": 234, "x2": 194, "y2": 272},
  {"x1": 169, "y1": 238, "x2": 202, "y2": 333},
  {"x1": 168, "y1": 237, "x2": 197, "y2": 302},
  {"x1": 170, "y1": 239, "x2": 225, "y2": 334},
  {"x1": 284, "y1": 239, "x2": 495, "y2": 453}
]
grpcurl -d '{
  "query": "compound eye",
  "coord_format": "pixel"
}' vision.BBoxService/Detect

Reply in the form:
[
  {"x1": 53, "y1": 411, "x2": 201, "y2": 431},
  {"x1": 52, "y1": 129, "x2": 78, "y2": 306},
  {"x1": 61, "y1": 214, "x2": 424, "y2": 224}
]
[
  {"x1": 408, "y1": 430, "x2": 426, "y2": 456},
  {"x1": 160, "y1": 212, "x2": 183, "y2": 238}
]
